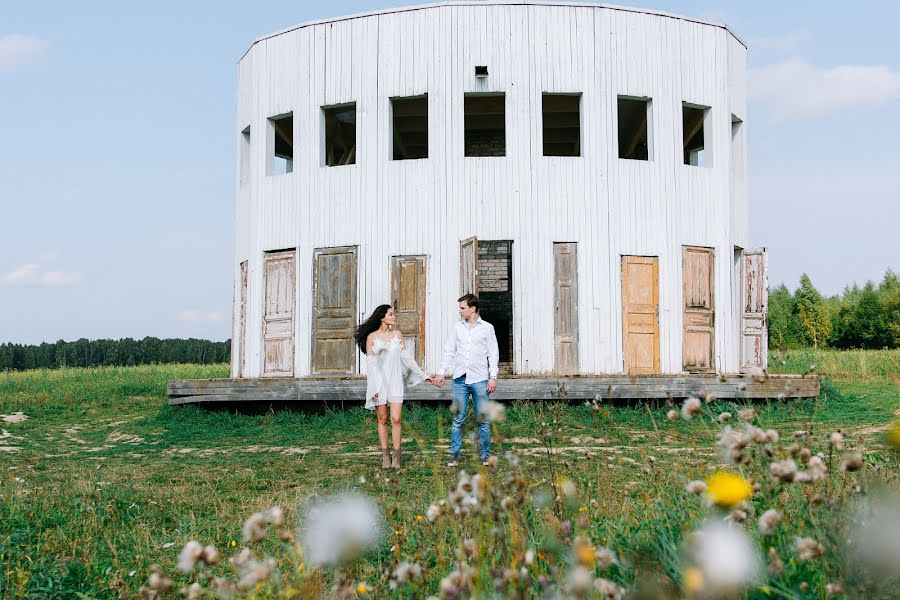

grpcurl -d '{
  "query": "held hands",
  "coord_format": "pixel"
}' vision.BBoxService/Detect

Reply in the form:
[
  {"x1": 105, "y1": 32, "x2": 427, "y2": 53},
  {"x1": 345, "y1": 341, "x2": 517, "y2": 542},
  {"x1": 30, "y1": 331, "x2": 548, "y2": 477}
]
[
  {"x1": 432, "y1": 375, "x2": 445, "y2": 388},
  {"x1": 487, "y1": 378, "x2": 497, "y2": 393}
]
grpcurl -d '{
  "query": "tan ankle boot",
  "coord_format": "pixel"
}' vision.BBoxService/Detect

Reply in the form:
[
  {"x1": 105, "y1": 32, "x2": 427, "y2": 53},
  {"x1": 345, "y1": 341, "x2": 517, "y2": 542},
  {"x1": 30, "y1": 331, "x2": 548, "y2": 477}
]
[
  {"x1": 381, "y1": 448, "x2": 391, "y2": 469},
  {"x1": 391, "y1": 447, "x2": 401, "y2": 469}
]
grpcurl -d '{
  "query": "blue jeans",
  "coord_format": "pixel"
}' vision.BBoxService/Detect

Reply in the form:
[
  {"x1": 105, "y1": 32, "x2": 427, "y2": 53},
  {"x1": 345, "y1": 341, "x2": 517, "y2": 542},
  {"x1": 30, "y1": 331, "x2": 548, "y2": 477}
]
[{"x1": 449, "y1": 376, "x2": 491, "y2": 460}]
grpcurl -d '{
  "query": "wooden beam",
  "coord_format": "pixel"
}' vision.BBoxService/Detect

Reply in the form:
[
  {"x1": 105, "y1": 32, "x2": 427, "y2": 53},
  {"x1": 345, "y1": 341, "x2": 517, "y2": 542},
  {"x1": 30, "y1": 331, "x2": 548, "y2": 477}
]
[
  {"x1": 623, "y1": 110, "x2": 648, "y2": 158},
  {"x1": 683, "y1": 110, "x2": 705, "y2": 149}
]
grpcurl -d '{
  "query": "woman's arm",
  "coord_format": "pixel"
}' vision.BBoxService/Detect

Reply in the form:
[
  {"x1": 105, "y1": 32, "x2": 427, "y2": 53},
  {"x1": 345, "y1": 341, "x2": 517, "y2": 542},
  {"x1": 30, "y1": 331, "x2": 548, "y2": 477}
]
[{"x1": 397, "y1": 330, "x2": 432, "y2": 385}]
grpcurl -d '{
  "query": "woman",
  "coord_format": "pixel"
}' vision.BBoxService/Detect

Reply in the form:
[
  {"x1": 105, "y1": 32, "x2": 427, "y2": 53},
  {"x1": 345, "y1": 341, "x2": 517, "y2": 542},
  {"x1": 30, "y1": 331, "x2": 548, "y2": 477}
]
[{"x1": 354, "y1": 304, "x2": 435, "y2": 469}]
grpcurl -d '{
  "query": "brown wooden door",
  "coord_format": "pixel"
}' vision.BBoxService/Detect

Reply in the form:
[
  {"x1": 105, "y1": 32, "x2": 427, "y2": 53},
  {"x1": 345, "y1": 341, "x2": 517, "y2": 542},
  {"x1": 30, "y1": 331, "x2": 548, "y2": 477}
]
[
  {"x1": 238, "y1": 260, "x2": 248, "y2": 377},
  {"x1": 391, "y1": 255, "x2": 426, "y2": 365},
  {"x1": 682, "y1": 246, "x2": 715, "y2": 372},
  {"x1": 741, "y1": 248, "x2": 768, "y2": 372},
  {"x1": 553, "y1": 243, "x2": 579, "y2": 374},
  {"x1": 262, "y1": 251, "x2": 296, "y2": 377},
  {"x1": 312, "y1": 246, "x2": 357, "y2": 375},
  {"x1": 460, "y1": 237, "x2": 478, "y2": 295},
  {"x1": 622, "y1": 256, "x2": 660, "y2": 374}
]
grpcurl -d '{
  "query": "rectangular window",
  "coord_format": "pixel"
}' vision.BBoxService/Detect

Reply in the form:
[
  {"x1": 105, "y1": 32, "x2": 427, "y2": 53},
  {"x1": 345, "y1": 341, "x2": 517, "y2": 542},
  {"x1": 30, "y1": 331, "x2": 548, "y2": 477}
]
[
  {"x1": 617, "y1": 96, "x2": 651, "y2": 161},
  {"x1": 240, "y1": 125, "x2": 251, "y2": 184},
  {"x1": 682, "y1": 102, "x2": 711, "y2": 166},
  {"x1": 542, "y1": 93, "x2": 581, "y2": 157},
  {"x1": 267, "y1": 113, "x2": 293, "y2": 175},
  {"x1": 323, "y1": 103, "x2": 357, "y2": 166},
  {"x1": 391, "y1": 95, "x2": 428, "y2": 160},
  {"x1": 464, "y1": 93, "x2": 505, "y2": 157}
]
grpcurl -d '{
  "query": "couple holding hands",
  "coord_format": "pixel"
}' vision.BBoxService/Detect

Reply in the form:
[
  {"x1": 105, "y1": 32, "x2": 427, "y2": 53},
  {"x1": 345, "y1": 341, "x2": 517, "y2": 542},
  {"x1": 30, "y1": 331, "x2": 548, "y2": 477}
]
[{"x1": 353, "y1": 294, "x2": 500, "y2": 469}]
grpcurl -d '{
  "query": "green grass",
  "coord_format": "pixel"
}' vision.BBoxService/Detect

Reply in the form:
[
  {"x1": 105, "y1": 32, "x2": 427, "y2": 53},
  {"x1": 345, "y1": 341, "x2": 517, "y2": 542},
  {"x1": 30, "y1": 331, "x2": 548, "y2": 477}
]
[
  {"x1": 1, "y1": 359, "x2": 898, "y2": 598},
  {"x1": 769, "y1": 348, "x2": 899, "y2": 383}
]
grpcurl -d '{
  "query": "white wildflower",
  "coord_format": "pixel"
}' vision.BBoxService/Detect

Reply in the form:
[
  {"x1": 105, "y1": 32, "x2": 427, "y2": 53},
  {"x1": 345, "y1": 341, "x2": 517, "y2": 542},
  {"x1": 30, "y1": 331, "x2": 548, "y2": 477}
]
[
  {"x1": 242, "y1": 512, "x2": 267, "y2": 543},
  {"x1": 684, "y1": 521, "x2": 761, "y2": 595},
  {"x1": 477, "y1": 399, "x2": 506, "y2": 423},
  {"x1": 298, "y1": 493, "x2": 383, "y2": 567},
  {"x1": 177, "y1": 541, "x2": 204, "y2": 574}
]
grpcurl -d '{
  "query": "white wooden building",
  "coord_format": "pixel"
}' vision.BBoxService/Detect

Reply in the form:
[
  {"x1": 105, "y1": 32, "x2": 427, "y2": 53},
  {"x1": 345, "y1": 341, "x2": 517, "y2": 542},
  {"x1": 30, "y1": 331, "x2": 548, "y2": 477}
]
[{"x1": 230, "y1": 1, "x2": 769, "y2": 381}]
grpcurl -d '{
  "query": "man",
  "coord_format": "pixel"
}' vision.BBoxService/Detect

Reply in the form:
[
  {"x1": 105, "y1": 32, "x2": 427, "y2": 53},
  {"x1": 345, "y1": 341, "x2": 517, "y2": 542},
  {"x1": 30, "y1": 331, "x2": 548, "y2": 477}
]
[{"x1": 434, "y1": 293, "x2": 500, "y2": 467}]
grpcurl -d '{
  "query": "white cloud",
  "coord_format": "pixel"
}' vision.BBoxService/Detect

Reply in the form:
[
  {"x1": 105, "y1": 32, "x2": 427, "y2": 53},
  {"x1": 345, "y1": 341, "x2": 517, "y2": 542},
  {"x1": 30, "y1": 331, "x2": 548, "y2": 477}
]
[
  {"x1": 750, "y1": 58, "x2": 900, "y2": 121},
  {"x1": 0, "y1": 33, "x2": 49, "y2": 74},
  {"x1": 1, "y1": 255, "x2": 82, "y2": 287},
  {"x1": 178, "y1": 310, "x2": 225, "y2": 322}
]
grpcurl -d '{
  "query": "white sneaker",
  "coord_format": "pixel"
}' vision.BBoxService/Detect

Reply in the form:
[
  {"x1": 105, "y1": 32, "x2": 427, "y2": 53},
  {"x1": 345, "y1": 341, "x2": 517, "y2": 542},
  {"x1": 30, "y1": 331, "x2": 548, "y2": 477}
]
[{"x1": 447, "y1": 457, "x2": 460, "y2": 467}]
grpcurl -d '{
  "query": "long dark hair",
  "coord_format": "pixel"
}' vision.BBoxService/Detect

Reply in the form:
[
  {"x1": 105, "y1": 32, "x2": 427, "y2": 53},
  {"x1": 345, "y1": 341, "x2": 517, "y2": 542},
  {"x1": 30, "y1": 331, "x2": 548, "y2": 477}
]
[{"x1": 354, "y1": 304, "x2": 391, "y2": 353}]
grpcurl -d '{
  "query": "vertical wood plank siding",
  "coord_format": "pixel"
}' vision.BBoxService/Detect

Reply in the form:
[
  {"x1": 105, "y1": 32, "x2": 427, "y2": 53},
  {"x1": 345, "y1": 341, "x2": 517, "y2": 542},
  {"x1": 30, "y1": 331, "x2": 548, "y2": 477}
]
[{"x1": 232, "y1": 2, "x2": 748, "y2": 378}]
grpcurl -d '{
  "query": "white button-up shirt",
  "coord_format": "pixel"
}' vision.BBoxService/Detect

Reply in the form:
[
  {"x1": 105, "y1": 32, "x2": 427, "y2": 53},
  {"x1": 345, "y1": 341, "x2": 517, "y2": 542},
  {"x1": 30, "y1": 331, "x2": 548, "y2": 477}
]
[{"x1": 439, "y1": 317, "x2": 500, "y2": 383}]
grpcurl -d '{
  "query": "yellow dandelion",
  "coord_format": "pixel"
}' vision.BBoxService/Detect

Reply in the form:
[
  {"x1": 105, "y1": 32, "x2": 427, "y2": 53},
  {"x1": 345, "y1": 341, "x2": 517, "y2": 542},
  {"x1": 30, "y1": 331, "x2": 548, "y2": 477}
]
[
  {"x1": 683, "y1": 567, "x2": 704, "y2": 593},
  {"x1": 230, "y1": 540, "x2": 237, "y2": 548},
  {"x1": 575, "y1": 544, "x2": 596, "y2": 567},
  {"x1": 415, "y1": 515, "x2": 424, "y2": 522},
  {"x1": 887, "y1": 420, "x2": 900, "y2": 451},
  {"x1": 705, "y1": 471, "x2": 752, "y2": 508},
  {"x1": 395, "y1": 530, "x2": 404, "y2": 536},
  {"x1": 356, "y1": 582, "x2": 369, "y2": 594}
]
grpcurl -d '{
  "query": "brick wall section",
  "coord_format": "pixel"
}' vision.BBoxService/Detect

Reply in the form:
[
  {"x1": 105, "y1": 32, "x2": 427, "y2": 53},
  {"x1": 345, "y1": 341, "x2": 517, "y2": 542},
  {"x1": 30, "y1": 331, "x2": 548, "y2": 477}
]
[
  {"x1": 465, "y1": 132, "x2": 506, "y2": 157},
  {"x1": 478, "y1": 241, "x2": 513, "y2": 365}
]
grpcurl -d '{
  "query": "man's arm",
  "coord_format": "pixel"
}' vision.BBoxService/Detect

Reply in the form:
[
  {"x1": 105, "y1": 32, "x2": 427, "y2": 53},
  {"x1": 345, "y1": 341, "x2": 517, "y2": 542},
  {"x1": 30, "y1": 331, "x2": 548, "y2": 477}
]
[
  {"x1": 487, "y1": 324, "x2": 499, "y2": 392},
  {"x1": 435, "y1": 324, "x2": 458, "y2": 387}
]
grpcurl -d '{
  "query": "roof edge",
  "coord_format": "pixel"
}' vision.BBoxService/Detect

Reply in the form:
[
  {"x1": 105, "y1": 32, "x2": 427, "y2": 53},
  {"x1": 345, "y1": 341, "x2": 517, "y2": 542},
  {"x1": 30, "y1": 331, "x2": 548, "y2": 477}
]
[{"x1": 238, "y1": 1, "x2": 747, "y2": 62}]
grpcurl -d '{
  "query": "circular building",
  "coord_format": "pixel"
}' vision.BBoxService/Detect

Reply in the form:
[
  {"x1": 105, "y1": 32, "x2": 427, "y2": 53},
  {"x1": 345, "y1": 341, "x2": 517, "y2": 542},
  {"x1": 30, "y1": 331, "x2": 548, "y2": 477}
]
[{"x1": 230, "y1": 1, "x2": 767, "y2": 381}]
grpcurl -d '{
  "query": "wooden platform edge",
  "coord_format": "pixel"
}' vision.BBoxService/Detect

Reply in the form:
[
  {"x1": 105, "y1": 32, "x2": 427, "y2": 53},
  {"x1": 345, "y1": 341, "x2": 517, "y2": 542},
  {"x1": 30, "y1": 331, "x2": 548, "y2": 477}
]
[{"x1": 167, "y1": 375, "x2": 820, "y2": 406}]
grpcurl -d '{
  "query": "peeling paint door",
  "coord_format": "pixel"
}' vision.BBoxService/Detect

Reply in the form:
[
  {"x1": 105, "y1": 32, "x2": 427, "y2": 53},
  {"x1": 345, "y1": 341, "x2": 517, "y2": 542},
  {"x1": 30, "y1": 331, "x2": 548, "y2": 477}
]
[
  {"x1": 312, "y1": 246, "x2": 357, "y2": 375},
  {"x1": 238, "y1": 260, "x2": 248, "y2": 378},
  {"x1": 460, "y1": 237, "x2": 478, "y2": 295},
  {"x1": 622, "y1": 256, "x2": 660, "y2": 374},
  {"x1": 391, "y1": 255, "x2": 427, "y2": 365},
  {"x1": 682, "y1": 246, "x2": 715, "y2": 373},
  {"x1": 554, "y1": 243, "x2": 579, "y2": 374},
  {"x1": 741, "y1": 248, "x2": 768, "y2": 372},
  {"x1": 262, "y1": 251, "x2": 296, "y2": 377}
]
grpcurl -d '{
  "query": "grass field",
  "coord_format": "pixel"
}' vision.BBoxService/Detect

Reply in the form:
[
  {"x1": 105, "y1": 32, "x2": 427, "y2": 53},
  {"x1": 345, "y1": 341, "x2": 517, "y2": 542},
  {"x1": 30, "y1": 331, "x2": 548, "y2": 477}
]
[{"x1": 1, "y1": 351, "x2": 898, "y2": 599}]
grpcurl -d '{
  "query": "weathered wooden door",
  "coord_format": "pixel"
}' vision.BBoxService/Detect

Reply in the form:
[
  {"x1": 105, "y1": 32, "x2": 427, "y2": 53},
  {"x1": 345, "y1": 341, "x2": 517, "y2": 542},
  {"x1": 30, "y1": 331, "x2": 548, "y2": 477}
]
[
  {"x1": 622, "y1": 256, "x2": 660, "y2": 374},
  {"x1": 238, "y1": 260, "x2": 248, "y2": 377},
  {"x1": 553, "y1": 243, "x2": 579, "y2": 374},
  {"x1": 740, "y1": 248, "x2": 768, "y2": 372},
  {"x1": 391, "y1": 255, "x2": 426, "y2": 364},
  {"x1": 682, "y1": 247, "x2": 715, "y2": 372},
  {"x1": 262, "y1": 251, "x2": 296, "y2": 377},
  {"x1": 312, "y1": 246, "x2": 358, "y2": 375},
  {"x1": 460, "y1": 237, "x2": 478, "y2": 295}
]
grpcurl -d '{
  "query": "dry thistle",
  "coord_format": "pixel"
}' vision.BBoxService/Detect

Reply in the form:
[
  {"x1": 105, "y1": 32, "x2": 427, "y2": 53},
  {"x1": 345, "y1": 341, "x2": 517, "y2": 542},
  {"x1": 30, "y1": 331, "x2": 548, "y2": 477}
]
[
  {"x1": 738, "y1": 408, "x2": 757, "y2": 421},
  {"x1": 686, "y1": 480, "x2": 707, "y2": 495},
  {"x1": 177, "y1": 541, "x2": 204, "y2": 574},
  {"x1": 758, "y1": 509, "x2": 781, "y2": 535},
  {"x1": 767, "y1": 547, "x2": 784, "y2": 576},
  {"x1": 681, "y1": 397, "x2": 702, "y2": 420},
  {"x1": 829, "y1": 431, "x2": 845, "y2": 450},
  {"x1": 794, "y1": 537, "x2": 824, "y2": 561},
  {"x1": 718, "y1": 412, "x2": 732, "y2": 423},
  {"x1": 840, "y1": 453, "x2": 864, "y2": 472},
  {"x1": 770, "y1": 459, "x2": 798, "y2": 483},
  {"x1": 242, "y1": 512, "x2": 267, "y2": 543},
  {"x1": 667, "y1": 409, "x2": 679, "y2": 421}
]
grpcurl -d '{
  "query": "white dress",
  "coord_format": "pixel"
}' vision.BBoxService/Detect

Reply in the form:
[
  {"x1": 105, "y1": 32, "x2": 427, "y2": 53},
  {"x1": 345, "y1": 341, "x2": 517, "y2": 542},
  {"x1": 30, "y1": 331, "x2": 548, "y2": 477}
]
[{"x1": 365, "y1": 333, "x2": 428, "y2": 409}]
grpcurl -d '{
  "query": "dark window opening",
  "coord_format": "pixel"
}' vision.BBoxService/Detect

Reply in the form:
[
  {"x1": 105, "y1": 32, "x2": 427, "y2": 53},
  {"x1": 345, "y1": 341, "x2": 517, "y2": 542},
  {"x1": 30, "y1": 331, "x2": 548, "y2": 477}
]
[
  {"x1": 477, "y1": 240, "x2": 514, "y2": 375},
  {"x1": 240, "y1": 125, "x2": 251, "y2": 184},
  {"x1": 391, "y1": 95, "x2": 428, "y2": 160},
  {"x1": 617, "y1": 96, "x2": 650, "y2": 160},
  {"x1": 542, "y1": 93, "x2": 581, "y2": 157},
  {"x1": 323, "y1": 103, "x2": 357, "y2": 166},
  {"x1": 268, "y1": 113, "x2": 293, "y2": 175},
  {"x1": 464, "y1": 94, "x2": 505, "y2": 157},
  {"x1": 682, "y1": 103, "x2": 709, "y2": 166}
]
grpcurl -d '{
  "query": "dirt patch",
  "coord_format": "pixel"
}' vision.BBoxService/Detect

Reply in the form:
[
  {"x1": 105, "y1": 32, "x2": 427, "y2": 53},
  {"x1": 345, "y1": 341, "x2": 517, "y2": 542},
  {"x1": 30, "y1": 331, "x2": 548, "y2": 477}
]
[
  {"x1": 0, "y1": 447, "x2": 21, "y2": 453},
  {"x1": 1, "y1": 412, "x2": 27, "y2": 424},
  {"x1": 107, "y1": 432, "x2": 145, "y2": 445}
]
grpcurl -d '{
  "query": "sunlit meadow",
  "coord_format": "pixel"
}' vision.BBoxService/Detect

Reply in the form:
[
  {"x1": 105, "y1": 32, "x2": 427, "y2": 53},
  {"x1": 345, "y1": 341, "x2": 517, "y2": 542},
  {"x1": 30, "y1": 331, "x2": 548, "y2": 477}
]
[{"x1": 1, "y1": 350, "x2": 898, "y2": 598}]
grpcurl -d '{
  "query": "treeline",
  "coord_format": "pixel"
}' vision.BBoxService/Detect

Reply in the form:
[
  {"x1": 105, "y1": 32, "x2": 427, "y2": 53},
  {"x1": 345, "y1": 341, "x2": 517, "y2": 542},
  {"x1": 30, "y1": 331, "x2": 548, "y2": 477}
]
[
  {"x1": 769, "y1": 270, "x2": 899, "y2": 350},
  {"x1": 0, "y1": 337, "x2": 231, "y2": 371}
]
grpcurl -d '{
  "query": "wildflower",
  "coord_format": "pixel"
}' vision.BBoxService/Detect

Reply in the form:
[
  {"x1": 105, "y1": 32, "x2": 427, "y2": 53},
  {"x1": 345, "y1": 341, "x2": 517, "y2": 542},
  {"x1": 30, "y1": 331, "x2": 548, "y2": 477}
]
[
  {"x1": 683, "y1": 567, "x2": 704, "y2": 593},
  {"x1": 558, "y1": 476, "x2": 577, "y2": 498},
  {"x1": 181, "y1": 582, "x2": 203, "y2": 600},
  {"x1": 758, "y1": 509, "x2": 781, "y2": 535},
  {"x1": 840, "y1": 453, "x2": 864, "y2": 472},
  {"x1": 684, "y1": 521, "x2": 761, "y2": 596},
  {"x1": 298, "y1": 493, "x2": 383, "y2": 567},
  {"x1": 718, "y1": 412, "x2": 732, "y2": 422},
  {"x1": 717, "y1": 426, "x2": 752, "y2": 464},
  {"x1": 829, "y1": 431, "x2": 845, "y2": 450},
  {"x1": 704, "y1": 393, "x2": 717, "y2": 404},
  {"x1": 681, "y1": 397, "x2": 702, "y2": 420},
  {"x1": 705, "y1": 471, "x2": 752, "y2": 508},
  {"x1": 202, "y1": 545, "x2": 219, "y2": 565},
  {"x1": 794, "y1": 537, "x2": 824, "y2": 561},
  {"x1": 727, "y1": 507, "x2": 749, "y2": 523},
  {"x1": 765, "y1": 429, "x2": 779, "y2": 443},
  {"x1": 229, "y1": 547, "x2": 252, "y2": 567},
  {"x1": 572, "y1": 536, "x2": 596, "y2": 567},
  {"x1": 177, "y1": 540, "x2": 204, "y2": 574},
  {"x1": 356, "y1": 583, "x2": 369, "y2": 594},
  {"x1": 826, "y1": 583, "x2": 844, "y2": 597},
  {"x1": 438, "y1": 564, "x2": 475, "y2": 599},
  {"x1": 593, "y1": 577, "x2": 624, "y2": 599},
  {"x1": 594, "y1": 547, "x2": 617, "y2": 570},
  {"x1": 887, "y1": 420, "x2": 900, "y2": 450},
  {"x1": 787, "y1": 443, "x2": 800, "y2": 457},
  {"x1": 390, "y1": 561, "x2": 423, "y2": 589},
  {"x1": 484, "y1": 455, "x2": 498, "y2": 469},
  {"x1": 667, "y1": 409, "x2": 679, "y2": 420},
  {"x1": 770, "y1": 459, "x2": 797, "y2": 483},
  {"x1": 147, "y1": 566, "x2": 173, "y2": 592},
  {"x1": 504, "y1": 450, "x2": 521, "y2": 467},
  {"x1": 477, "y1": 399, "x2": 506, "y2": 423},
  {"x1": 236, "y1": 557, "x2": 275, "y2": 591},
  {"x1": 265, "y1": 506, "x2": 284, "y2": 526},
  {"x1": 524, "y1": 549, "x2": 535, "y2": 566},
  {"x1": 767, "y1": 547, "x2": 784, "y2": 576},
  {"x1": 686, "y1": 480, "x2": 707, "y2": 495},
  {"x1": 230, "y1": 540, "x2": 237, "y2": 548},
  {"x1": 738, "y1": 408, "x2": 757, "y2": 421},
  {"x1": 565, "y1": 565, "x2": 593, "y2": 597},
  {"x1": 243, "y1": 512, "x2": 267, "y2": 543},
  {"x1": 425, "y1": 503, "x2": 440, "y2": 523}
]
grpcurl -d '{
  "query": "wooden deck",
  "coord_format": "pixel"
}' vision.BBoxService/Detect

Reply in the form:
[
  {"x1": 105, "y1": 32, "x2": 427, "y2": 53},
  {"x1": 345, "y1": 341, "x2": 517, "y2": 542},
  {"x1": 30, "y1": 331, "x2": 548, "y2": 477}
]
[{"x1": 167, "y1": 374, "x2": 819, "y2": 406}]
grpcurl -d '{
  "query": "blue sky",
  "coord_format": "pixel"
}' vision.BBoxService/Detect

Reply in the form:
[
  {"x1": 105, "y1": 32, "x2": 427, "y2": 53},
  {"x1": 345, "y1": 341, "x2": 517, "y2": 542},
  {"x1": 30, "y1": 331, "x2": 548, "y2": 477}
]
[{"x1": 1, "y1": 1, "x2": 898, "y2": 344}]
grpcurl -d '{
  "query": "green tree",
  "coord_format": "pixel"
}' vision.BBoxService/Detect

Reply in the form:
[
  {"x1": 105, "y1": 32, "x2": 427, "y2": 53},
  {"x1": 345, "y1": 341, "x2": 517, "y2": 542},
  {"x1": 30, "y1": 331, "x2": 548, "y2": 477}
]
[{"x1": 793, "y1": 274, "x2": 831, "y2": 349}]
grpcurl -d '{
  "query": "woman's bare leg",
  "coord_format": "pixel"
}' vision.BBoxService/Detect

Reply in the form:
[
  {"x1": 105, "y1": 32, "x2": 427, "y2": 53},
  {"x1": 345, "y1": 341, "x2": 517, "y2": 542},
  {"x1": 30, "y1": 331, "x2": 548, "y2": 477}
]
[
  {"x1": 390, "y1": 403, "x2": 403, "y2": 468},
  {"x1": 376, "y1": 405, "x2": 390, "y2": 467}
]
